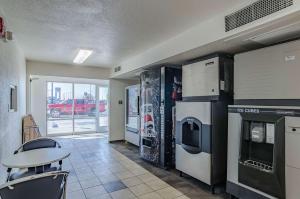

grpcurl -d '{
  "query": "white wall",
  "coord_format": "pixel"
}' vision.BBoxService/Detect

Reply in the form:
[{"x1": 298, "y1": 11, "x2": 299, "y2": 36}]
[
  {"x1": 30, "y1": 77, "x2": 46, "y2": 135},
  {"x1": 112, "y1": 0, "x2": 300, "y2": 77},
  {"x1": 0, "y1": 32, "x2": 26, "y2": 181},
  {"x1": 26, "y1": 60, "x2": 111, "y2": 111},
  {"x1": 27, "y1": 60, "x2": 111, "y2": 80},
  {"x1": 109, "y1": 79, "x2": 137, "y2": 142}
]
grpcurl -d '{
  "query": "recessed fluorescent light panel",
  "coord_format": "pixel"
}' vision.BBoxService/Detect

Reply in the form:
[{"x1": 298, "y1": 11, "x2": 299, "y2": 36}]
[{"x1": 73, "y1": 49, "x2": 93, "y2": 64}]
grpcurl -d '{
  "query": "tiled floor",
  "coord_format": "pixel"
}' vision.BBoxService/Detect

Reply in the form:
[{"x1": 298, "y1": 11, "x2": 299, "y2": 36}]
[
  {"x1": 56, "y1": 134, "x2": 227, "y2": 199},
  {"x1": 110, "y1": 142, "x2": 227, "y2": 199}
]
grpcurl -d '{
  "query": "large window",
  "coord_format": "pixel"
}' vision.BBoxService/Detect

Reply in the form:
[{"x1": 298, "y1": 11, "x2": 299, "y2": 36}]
[
  {"x1": 74, "y1": 84, "x2": 96, "y2": 133},
  {"x1": 47, "y1": 82, "x2": 108, "y2": 135},
  {"x1": 47, "y1": 82, "x2": 73, "y2": 134},
  {"x1": 99, "y1": 86, "x2": 109, "y2": 132}
]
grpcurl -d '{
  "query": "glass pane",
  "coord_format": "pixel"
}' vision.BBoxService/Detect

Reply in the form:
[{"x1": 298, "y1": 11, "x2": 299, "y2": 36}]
[
  {"x1": 74, "y1": 84, "x2": 96, "y2": 132},
  {"x1": 47, "y1": 82, "x2": 73, "y2": 134},
  {"x1": 99, "y1": 87, "x2": 108, "y2": 132},
  {"x1": 127, "y1": 86, "x2": 139, "y2": 130}
]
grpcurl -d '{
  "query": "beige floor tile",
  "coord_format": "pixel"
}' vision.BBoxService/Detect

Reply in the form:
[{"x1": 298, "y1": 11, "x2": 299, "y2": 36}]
[
  {"x1": 77, "y1": 173, "x2": 96, "y2": 181},
  {"x1": 175, "y1": 195, "x2": 190, "y2": 199},
  {"x1": 131, "y1": 168, "x2": 149, "y2": 176},
  {"x1": 89, "y1": 193, "x2": 112, "y2": 199},
  {"x1": 67, "y1": 189, "x2": 86, "y2": 199},
  {"x1": 67, "y1": 181, "x2": 82, "y2": 192},
  {"x1": 145, "y1": 179, "x2": 169, "y2": 191},
  {"x1": 129, "y1": 183, "x2": 153, "y2": 196},
  {"x1": 156, "y1": 187, "x2": 183, "y2": 199},
  {"x1": 110, "y1": 188, "x2": 137, "y2": 199},
  {"x1": 84, "y1": 185, "x2": 107, "y2": 199},
  {"x1": 115, "y1": 171, "x2": 136, "y2": 179},
  {"x1": 122, "y1": 176, "x2": 143, "y2": 187},
  {"x1": 138, "y1": 192, "x2": 163, "y2": 199},
  {"x1": 68, "y1": 175, "x2": 79, "y2": 183},
  {"x1": 137, "y1": 173, "x2": 159, "y2": 183},
  {"x1": 98, "y1": 174, "x2": 120, "y2": 184},
  {"x1": 80, "y1": 178, "x2": 101, "y2": 189}
]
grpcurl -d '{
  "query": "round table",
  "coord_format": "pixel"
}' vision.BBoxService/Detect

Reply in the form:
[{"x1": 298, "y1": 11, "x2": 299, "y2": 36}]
[{"x1": 1, "y1": 148, "x2": 71, "y2": 169}]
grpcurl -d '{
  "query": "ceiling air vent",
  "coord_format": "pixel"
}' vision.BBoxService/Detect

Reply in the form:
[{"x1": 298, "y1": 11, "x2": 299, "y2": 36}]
[
  {"x1": 114, "y1": 66, "x2": 121, "y2": 73},
  {"x1": 225, "y1": 0, "x2": 293, "y2": 32}
]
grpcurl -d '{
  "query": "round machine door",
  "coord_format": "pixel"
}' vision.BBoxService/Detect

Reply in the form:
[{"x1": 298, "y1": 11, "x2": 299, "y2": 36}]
[{"x1": 180, "y1": 117, "x2": 202, "y2": 154}]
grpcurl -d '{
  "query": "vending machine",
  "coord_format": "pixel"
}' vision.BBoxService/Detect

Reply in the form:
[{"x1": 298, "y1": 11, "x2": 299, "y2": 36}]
[
  {"x1": 140, "y1": 66, "x2": 182, "y2": 168},
  {"x1": 125, "y1": 85, "x2": 140, "y2": 146}
]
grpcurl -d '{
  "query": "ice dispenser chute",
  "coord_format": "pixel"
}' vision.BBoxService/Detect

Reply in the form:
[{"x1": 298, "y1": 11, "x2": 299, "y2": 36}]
[
  {"x1": 239, "y1": 113, "x2": 285, "y2": 198},
  {"x1": 180, "y1": 117, "x2": 202, "y2": 154}
]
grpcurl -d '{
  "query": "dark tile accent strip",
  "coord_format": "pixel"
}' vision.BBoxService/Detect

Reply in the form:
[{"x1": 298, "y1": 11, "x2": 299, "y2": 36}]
[{"x1": 103, "y1": 180, "x2": 127, "y2": 193}]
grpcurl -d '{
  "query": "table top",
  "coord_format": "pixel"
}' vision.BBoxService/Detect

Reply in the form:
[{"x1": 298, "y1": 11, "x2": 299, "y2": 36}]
[{"x1": 1, "y1": 148, "x2": 71, "y2": 169}]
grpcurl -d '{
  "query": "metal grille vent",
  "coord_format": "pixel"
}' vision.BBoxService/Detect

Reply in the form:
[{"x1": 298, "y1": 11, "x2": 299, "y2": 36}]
[{"x1": 225, "y1": 0, "x2": 293, "y2": 32}]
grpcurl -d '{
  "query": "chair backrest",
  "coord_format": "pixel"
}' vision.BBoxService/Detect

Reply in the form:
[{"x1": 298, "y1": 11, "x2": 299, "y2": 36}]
[
  {"x1": 0, "y1": 171, "x2": 68, "y2": 199},
  {"x1": 22, "y1": 138, "x2": 61, "y2": 152},
  {"x1": 13, "y1": 138, "x2": 61, "y2": 155}
]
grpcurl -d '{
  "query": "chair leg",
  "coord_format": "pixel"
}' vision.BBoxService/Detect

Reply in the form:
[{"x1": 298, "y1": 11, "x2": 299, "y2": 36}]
[
  {"x1": 6, "y1": 168, "x2": 12, "y2": 182},
  {"x1": 59, "y1": 160, "x2": 63, "y2": 170},
  {"x1": 63, "y1": 177, "x2": 67, "y2": 199}
]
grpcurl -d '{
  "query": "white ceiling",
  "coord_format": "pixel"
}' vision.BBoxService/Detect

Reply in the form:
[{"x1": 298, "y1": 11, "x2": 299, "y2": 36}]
[{"x1": 1, "y1": 0, "x2": 246, "y2": 68}]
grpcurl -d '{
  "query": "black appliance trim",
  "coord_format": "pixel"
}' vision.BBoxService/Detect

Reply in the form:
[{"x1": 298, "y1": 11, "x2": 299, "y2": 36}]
[
  {"x1": 159, "y1": 67, "x2": 182, "y2": 169},
  {"x1": 182, "y1": 96, "x2": 220, "y2": 102},
  {"x1": 210, "y1": 99, "x2": 232, "y2": 186},
  {"x1": 234, "y1": 99, "x2": 300, "y2": 106},
  {"x1": 229, "y1": 107, "x2": 300, "y2": 116},
  {"x1": 226, "y1": 181, "x2": 270, "y2": 199},
  {"x1": 181, "y1": 144, "x2": 201, "y2": 154}
]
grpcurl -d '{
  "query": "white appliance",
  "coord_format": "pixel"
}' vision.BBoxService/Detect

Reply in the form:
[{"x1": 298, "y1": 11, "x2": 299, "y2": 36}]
[
  {"x1": 175, "y1": 101, "x2": 229, "y2": 192},
  {"x1": 234, "y1": 39, "x2": 300, "y2": 103},
  {"x1": 125, "y1": 85, "x2": 140, "y2": 146},
  {"x1": 227, "y1": 105, "x2": 300, "y2": 199},
  {"x1": 182, "y1": 54, "x2": 233, "y2": 101},
  {"x1": 176, "y1": 54, "x2": 233, "y2": 193},
  {"x1": 176, "y1": 102, "x2": 212, "y2": 185}
]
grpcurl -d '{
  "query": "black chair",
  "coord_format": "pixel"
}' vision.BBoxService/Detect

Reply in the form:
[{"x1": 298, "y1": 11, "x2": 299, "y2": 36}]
[
  {"x1": 7, "y1": 138, "x2": 63, "y2": 181},
  {"x1": 0, "y1": 171, "x2": 69, "y2": 199}
]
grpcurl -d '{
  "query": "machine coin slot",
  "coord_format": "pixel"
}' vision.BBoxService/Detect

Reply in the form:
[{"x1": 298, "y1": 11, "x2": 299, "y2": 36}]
[{"x1": 142, "y1": 138, "x2": 152, "y2": 148}]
